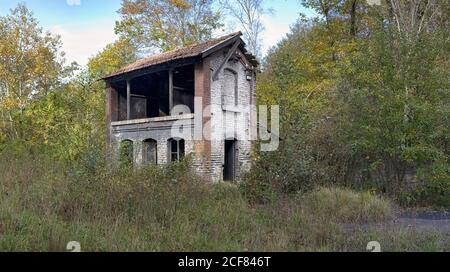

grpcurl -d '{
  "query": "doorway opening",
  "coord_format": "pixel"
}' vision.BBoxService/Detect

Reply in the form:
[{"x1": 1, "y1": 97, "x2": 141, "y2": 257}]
[{"x1": 224, "y1": 139, "x2": 237, "y2": 181}]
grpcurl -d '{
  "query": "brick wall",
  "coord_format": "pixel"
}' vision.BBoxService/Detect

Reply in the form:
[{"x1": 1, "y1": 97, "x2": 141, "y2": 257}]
[{"x1": 108, "y1": 47, "x2": 255, "y2": 182}]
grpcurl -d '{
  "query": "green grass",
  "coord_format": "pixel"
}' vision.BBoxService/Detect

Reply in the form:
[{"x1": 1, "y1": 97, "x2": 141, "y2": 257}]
[
  {"x1": 0, "y1": 151, "x2": 448, "y2": 252},
  {"x1": 300, "y1": 187, "x2": 394, "y2": 224}
]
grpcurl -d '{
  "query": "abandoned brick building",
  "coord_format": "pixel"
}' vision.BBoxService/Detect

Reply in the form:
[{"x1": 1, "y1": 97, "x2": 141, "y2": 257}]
[{"x1": 103, "y1": 32, "x2": 258, "y2": 182}]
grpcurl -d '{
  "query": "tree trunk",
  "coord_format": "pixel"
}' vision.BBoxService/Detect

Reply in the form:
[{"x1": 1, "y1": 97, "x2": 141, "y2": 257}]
[{"x1": 350, "y1": 0, "x2": 357, "y2": 37}]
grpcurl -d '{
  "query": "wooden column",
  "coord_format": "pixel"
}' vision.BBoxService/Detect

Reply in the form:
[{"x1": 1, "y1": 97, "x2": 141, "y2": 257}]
[
  {"x1": 168, "y1": 69, "x2": 174, "y2": 115},
  {"x1": 126, "y1": 79, "x2": 131, "y2": 120}
]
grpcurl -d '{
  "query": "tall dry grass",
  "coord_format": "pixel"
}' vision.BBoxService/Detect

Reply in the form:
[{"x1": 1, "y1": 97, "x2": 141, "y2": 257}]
[
  {"x1": 300, "y1": 187, "x2": 393, "y2": 224},
  {"x1": 0, "y1": 148, "x2": 448, "y2": 252}
]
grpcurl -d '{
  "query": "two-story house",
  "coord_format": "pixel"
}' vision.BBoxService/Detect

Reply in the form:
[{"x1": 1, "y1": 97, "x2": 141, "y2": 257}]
[{"x1": 103, "y1": 32, "x2": 258, "y2": 182}]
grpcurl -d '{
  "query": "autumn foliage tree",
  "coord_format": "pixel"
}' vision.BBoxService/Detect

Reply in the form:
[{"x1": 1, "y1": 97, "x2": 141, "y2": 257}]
[
  {"x1": 247, "y1": 0, "x2": 449, "y2": 206},
  {"x1": 0, "y1": 4, "x2": 66, "y2": 142},
  {"x1": 22, "y1": 38, "x2": 139, "y2": 162},
  {"x1": 0, "y1": 4, "x2": 138, "y2": 162},
  {"x1": 115, "y1": 0, "x2": 223, "y2": 53}
]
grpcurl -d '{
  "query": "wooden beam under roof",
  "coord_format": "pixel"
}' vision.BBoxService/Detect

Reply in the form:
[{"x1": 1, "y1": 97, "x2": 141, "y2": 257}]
[{"x1": 212, "y1": 40, "x2": 241, "y2": 81}]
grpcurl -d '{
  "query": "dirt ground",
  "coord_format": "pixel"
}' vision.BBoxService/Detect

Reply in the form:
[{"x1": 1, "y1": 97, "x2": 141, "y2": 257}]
[
  {"x1": 392, "y1": 211, "x2": 450, "y2": 233},
  {"x1": 346, "y1": 211, "x2": 450, "y2": 234}
]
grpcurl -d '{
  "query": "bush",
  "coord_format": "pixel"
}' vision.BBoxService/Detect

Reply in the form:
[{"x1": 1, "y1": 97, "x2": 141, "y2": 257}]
[
  {"x1": 400, "y1": 175, "x2": 450, "y2": 208},
  {"x1": 241, "y1": 137, "x2": 327, "y2": 204},
  {"x1": 299, "y1": 187, "x2": 394, "y2": 224}
]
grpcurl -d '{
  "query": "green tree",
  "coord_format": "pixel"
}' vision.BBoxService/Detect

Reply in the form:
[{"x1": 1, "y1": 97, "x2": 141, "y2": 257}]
[
  {"x1": 20, "y1": 38, "x2": 137, "y2": 162},
  {"x1": 0, "y1": 4, "x2": 67, "y2": 141},
  {"x1": 115, "y1": 0, "x2": 223, "y2": 53},
  {"x1": 246, "y1": 0, "x2": 449, "y2": 207},
  {"x1": 333, "y1": 1, "x2": 450, "y2": 195},
  {"x1": 0, "y1": 4, "x2": 138, "y2": 161},
  {"x1": 87, "y1": 38, "x2": 138, "y2": 80}
]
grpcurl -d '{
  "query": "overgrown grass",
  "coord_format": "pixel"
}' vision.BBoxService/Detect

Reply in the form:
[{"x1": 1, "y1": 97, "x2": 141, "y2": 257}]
[
  {"x1": 300, "y1": 187, "x2": 393, "y2": 224},
  {"x1": 0, "y1": 149, "x2": 448, "y2": 252}
]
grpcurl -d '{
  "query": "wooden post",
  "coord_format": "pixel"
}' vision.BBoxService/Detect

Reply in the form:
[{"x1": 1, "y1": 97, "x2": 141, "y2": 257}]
[
  {"x1": 126, "y1": 79, "x2": 131, "y2": 120},
  {"x1": 169, "y1": 69, "x2": 173, "y2": 115},
  {"x1": 212, "y1": 40, "x2": 240, "y2": 81},
  {"x1": 106, "y1": 84, "x2": 113, "y2": 147}
]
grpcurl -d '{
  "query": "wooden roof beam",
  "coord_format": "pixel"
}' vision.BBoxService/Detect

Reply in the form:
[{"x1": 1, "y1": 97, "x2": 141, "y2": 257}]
[{"x1": 212, "y1": 40, "x2": 241, "y2": 81}]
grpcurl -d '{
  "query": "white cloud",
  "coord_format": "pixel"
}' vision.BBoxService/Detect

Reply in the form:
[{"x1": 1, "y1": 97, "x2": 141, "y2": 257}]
[
  {"x1": 261, "y1": 14, "x2": 291, "y2": 56},
  {"x1": 66, "y1": 0, "x2": 81, "y2": 6},
  {"x1": 49, "y1": 9, "x2": 292, "y2": 66},
  {"x1": 50, "y1": 21, "x2": 117, "y2": 66}
]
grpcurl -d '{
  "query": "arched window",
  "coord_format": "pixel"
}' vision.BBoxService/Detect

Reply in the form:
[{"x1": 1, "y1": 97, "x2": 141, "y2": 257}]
[
  {"x1": 223, "y1": 68, "x2": 238, "y2": 106},
  {"x1": 119, "y1": 140, "x2": 133, "y2": 166},
  {"x1": 143, "y1": 139, "x2": 157, "y2": 164},
  {"x1": 168, "y1": 138, "x2": 185, "y2": 162}
]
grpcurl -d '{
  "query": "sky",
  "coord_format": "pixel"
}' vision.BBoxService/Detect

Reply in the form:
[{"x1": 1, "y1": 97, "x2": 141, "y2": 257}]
[{"x1": 0, "y1": 0, "x2": 316, "y2": 66}]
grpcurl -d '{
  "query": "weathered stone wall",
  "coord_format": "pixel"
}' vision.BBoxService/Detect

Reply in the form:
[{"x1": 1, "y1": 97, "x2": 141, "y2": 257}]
[
  {"x1": 209, "y1": 49, "x2": 254, "y2": 182},
  {"x1": 110, "y1": 115, "x2": 195, "y2": 166}
]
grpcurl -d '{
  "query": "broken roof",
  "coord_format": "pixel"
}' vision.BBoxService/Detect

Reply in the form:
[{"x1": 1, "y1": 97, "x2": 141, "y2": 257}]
[{"x1": 104, "y1": 31, "x2": 258, "y2": 80}]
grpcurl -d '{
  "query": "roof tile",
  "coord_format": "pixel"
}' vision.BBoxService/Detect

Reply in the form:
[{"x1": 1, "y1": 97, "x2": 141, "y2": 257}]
[{"x1": 105, "y1": 32, "x2": 243, "y2": 79}]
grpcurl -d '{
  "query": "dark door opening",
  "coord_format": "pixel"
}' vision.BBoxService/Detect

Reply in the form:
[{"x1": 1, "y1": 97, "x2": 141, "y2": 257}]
[{"x1": 224, "y1": 140, "x2": 237, "y2": 181}]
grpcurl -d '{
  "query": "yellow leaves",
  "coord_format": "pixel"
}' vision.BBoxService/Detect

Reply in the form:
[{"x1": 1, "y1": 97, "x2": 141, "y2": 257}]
[
  {"x1": 0, "y1": 4, "x2": 63, "y2": 109},
  {"x1": 120, "y1": 0, "x2": 151, "y2": 15},
  {"x1": 88, "y1": 39, "x2": 137, "y2": 79},
  {"x1": 312, "y1": 40, "x2": 327, "y2": 54},
  {"x1": 116, "y1": 0, "x2": 222, "y2": 52},
  {"x1": 169, "y1": 0, "x2": 192, "y2": 9},
  {"x1": 0, "y1": 97, "x2": 20, "y2": 110}
]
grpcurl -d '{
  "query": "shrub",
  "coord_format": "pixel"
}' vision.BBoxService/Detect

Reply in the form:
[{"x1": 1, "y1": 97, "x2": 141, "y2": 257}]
[
  {"x1": 397, "y1": 160, "x2": 450, "y2": 208},
  {"x1": 299, "y1": 187, "x2": 394, "y2": 224},
  {"x1": 400, "y1": 175, "x2": 450, "y2": 208},
  {"x1": 241, "y1": 136, "x2": 324, "y2": 204}
]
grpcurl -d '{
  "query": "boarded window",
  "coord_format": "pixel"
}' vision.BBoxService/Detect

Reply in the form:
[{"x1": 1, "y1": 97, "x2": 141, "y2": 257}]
[
  {"x1": 143, "y1": 139, "x2": 157, "y2": 164},
  {"x1": 222, "y1": 68, "x2": 238, "y2": 106},
  {"x1": 130, "y1": 95, "x2": 147, "y2": 119}
]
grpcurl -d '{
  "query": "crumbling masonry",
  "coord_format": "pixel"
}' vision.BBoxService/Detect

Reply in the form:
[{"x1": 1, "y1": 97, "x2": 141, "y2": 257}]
[{"x1": 103, "y1": 32, "x2": 258, "y2": 182}]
